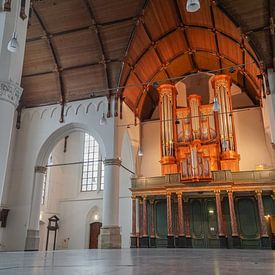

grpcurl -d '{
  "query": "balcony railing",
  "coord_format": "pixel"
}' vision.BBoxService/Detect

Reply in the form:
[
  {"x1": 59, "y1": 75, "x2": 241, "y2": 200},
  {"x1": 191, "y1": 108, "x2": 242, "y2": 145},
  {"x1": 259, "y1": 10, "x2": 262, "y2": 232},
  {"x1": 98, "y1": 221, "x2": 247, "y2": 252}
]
[{"x1": 131, "y1": 169, "x2": 275, "y2": 190}]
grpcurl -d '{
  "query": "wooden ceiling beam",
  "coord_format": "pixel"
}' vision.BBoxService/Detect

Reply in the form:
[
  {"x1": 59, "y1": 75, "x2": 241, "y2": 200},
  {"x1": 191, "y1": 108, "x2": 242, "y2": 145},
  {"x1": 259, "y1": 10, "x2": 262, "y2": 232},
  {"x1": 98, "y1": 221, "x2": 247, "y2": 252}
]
[
  {"x1": 210, "y1": 3, "x2": 222, "y2": 72},
  {"x1": 268, "y1": 0, "x2": 275, "y2": 70},
  {"x1": 32, "y1": 6, "x2": 66, "y2": 122},
  {"x1": 82, "y1": 0, "x2": 112, "y2": 116},
  {"x1": 22, "y1": 59, "x2": 121, "y2": 78},
  {"x1": 173, "y1": 0, "x2": 198, "y2": 71}
]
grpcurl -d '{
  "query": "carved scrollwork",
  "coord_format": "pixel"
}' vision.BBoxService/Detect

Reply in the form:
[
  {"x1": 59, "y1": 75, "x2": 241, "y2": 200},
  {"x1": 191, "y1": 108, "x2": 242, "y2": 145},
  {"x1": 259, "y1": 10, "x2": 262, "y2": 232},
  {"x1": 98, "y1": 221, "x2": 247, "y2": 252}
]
[{"x1": 0, "y1": 80, "x2": 23, "y2": 108}]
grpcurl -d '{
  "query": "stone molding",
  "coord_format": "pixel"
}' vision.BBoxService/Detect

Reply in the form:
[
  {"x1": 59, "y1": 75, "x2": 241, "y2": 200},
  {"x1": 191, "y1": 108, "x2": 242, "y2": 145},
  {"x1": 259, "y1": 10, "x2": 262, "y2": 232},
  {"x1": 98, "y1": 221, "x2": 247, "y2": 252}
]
[
  {"x1": 35, "y1": 166, "x2": 47, "y2": 174},
  {"x1": 0, "y1": 80, "x2": 23, "y2": 108},
  {"x1": 103, "y1": 158, "x2": 122, "y2": 167}
]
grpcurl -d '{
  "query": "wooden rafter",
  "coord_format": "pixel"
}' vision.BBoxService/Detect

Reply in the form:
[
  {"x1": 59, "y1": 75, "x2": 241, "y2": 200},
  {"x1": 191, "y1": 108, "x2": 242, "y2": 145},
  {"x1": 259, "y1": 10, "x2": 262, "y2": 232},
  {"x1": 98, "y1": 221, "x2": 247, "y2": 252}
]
[{"x1": 32, "y1": 6, "x2": 66, "y2": 123}]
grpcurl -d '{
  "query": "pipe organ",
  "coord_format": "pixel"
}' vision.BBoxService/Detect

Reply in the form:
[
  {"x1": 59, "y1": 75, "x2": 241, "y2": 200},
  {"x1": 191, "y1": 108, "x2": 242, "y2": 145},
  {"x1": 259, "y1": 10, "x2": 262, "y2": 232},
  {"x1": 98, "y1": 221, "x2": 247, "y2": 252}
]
[{"x1": 158, "y1": 75, "x2": 240, "y2": 180}]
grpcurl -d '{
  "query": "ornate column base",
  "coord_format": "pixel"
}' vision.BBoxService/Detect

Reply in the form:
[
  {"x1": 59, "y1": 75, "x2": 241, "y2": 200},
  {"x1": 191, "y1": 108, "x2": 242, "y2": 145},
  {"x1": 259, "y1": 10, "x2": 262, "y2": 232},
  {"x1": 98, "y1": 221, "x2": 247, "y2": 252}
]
[
  {"x1": 140, "y1": 236, "x2": 149, "y2": 248},
  {"x1": 186, "y1": 236, "x2": 193, "y2": 248},
  {"x1": 167, "y1": 236, "x2": 175, "y2": 248},
  {"x1": 232, "y1": 236, "x2": 241, "y2": 248},
  {"x1": 177, "y1": 236, "x2": 187, "y2": 248},
  {"x1": 25, "y1": 229, "x2": 40, "y2": 251},
  {"x1": 261, "y1": 236, "x2": 271, "y2": 249},
  {"x1": 150, "y1": 237, "x2": 156, "y2": 247},
  {"x1": 98, "y1": 226, "x2": 121, "y2": 249},
  {"x1": 219, "y1": 236, "x2": 227, "y2": 248},
  {"x1": 130, "y1": 236, "x2": 137, "y2": 248}
]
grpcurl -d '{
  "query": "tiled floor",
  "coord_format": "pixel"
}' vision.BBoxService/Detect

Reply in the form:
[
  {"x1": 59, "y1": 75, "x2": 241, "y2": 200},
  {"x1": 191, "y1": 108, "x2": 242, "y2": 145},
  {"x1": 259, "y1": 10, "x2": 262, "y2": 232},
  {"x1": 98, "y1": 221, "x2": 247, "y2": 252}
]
[{"x1": 0, "y1": 248, "x2": 274, "y2": 275}]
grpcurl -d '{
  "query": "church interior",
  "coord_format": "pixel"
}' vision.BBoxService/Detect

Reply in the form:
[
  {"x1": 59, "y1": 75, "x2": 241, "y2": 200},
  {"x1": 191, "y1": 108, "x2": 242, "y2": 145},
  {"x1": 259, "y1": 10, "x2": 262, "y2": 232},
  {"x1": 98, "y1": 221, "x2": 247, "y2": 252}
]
[{"x1": 0, "y1": 0, "x2": 275, "y2": 273}]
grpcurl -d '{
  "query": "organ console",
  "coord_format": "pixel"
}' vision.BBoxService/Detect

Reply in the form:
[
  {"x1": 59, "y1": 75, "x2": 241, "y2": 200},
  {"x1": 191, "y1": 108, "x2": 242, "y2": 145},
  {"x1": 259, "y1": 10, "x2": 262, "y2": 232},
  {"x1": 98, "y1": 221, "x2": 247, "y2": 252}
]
[{"x1": 158, "y1": 75, "x2": 240, "y2": 180}]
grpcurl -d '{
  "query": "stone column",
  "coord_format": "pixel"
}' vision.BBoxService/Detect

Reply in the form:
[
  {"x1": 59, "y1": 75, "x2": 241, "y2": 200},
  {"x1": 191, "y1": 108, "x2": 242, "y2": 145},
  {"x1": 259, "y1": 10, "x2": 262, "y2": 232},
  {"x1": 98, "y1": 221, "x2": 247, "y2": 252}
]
[
  {"x1": 167, "y1": 192, "x2": 174, "y2": 247},
  {"x1": 25, "y1": 166, "x2": 46, "y2": 251},
  {"x1": 177, "y1": 192, "x2": 186, "y2": 247},
  {"x1": 138, "y1": 197, "x2": 143, "y2": 247},
  {"x1": 98, "y1": 158, "x2": 121, "y2": 249},
  {"x1": 183, "y1": 197, "x2": 192, "y2": 247},
  {"x1": 140, "y1": 196, "x2": 149, "y2": 247},
  {"x1": 130, "y1": 195, "x2": 137, "y2": 248},
  {"x1": 227, "y1": 190, "x2": 240, "y2": 248},
  {"x1": 215, "y1": 191, "x2": 227, "y2": 248},
  {"x1": 149, "y1": 198, "x2": 156, "y2": 247},
  {"x1": 0, "y1": 0, "x2": 29, "y2": 203},
  {"x1": 256, "y1": 190, "x2": 271, "y2": 248}
]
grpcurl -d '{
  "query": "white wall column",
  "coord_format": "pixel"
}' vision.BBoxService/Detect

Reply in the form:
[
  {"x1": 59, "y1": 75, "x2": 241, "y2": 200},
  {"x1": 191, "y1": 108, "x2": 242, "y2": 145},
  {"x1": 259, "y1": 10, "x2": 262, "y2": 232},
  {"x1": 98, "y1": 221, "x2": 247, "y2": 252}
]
[
  {"x1": 99, "y1": 158, "x2": 122, "y2": 248},
  {"x1": 0, "y1": 1, "x2": 29, "y2": 204},
  {"x1": 25, "y1": 166, "x2": 46, "y2": 251}
]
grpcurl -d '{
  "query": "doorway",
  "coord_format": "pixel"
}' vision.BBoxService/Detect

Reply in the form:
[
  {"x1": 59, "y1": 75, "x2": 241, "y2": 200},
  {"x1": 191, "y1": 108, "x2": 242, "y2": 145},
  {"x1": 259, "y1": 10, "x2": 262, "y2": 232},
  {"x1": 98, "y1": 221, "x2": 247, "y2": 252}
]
[
  {"x1": 189, "y1": 198, "x2": 220, "y2": 248},
  {"x1": 89, "y1": 222, "x2": 102, "y2": 249}
]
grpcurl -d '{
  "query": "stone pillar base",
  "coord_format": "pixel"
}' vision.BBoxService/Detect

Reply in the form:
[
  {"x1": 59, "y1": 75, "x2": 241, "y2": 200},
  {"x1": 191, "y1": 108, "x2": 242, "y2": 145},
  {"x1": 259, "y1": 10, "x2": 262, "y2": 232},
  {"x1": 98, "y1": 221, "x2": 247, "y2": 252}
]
[
  {"x1": 167, "y1": 236, "x2": 175, "y2": 248},
  {"x1": 219, "y1": 236, "x2": 227, "y2": 248},
  {"x1": 150, "y1": 237, "x2": 156, "y2": 247},
  {"x1": 130, "y1": 236, "x2": 137, "y2": 248},
  {"x1": 232, "y1": 236, "x2": 241, "y2": 248},
  {"x1": 261, "y1": 236, "x2": 271, "y2": 249},
  {"x1": 177, "y1": 236, "x2": 187, "y2": 248},
  {"x1": 140, "y1": 236, "x2": 149, "y2": 248},
  {"x1": 98, "y1": 226, "x2": 121, "y2": 249},
  {"x1": 186, "y1": 236, "x2": 193, "y2": 248},
  {"x1": 25, "y1": 229, "x2": 40, "y2": 251}
]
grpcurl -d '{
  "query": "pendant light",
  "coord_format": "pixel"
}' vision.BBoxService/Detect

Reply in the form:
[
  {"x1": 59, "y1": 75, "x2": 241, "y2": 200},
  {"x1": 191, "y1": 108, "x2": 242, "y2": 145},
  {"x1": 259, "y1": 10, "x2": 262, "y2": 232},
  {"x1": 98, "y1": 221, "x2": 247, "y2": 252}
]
[
  {"x1": 7, "y1": 1, "x2": 20, "y2": 53},
  {"x1": 7, "y1": 32, "x2": 19, "y2": 53},
  {"x1": 212, "y1": 97, "x2": 220, "y2": 112},
  {"x1": 186, "y1": 0, "x2": 200, "y2": 13}
]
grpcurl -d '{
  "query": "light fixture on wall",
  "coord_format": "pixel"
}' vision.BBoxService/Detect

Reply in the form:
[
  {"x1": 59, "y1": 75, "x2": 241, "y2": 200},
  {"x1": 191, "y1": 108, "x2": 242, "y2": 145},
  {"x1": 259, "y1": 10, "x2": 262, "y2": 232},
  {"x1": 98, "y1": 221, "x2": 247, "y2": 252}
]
[
  {"x1": 7, "y1": 1, "x2": 19, "y2": 53},
  {"x1": 94, "y1": 214, "x2": 99, "y2": 221},
  {"x1": 99, "y1": 113, "x2": 107, "y2": 126},
  {"x1": 137, "y1": 146, "x2": 143, "y2": 157},
  {"x1": 7, "y1": 32, "x2": 19, "y2": 53},
  {"x1": 212, "y1": 97, "x2": 220, "y2": 112},
  {"x1": 186, "y1": 0, "x2": 200, "y2": 13}
]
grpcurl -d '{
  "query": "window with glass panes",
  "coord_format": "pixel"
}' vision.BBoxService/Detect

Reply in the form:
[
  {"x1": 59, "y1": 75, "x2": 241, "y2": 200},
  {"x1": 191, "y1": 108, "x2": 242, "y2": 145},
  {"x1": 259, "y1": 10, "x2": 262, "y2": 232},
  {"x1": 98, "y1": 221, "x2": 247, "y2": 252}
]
[{"x1": 81, "y1": 133, "x2": 104, "y2": 192}]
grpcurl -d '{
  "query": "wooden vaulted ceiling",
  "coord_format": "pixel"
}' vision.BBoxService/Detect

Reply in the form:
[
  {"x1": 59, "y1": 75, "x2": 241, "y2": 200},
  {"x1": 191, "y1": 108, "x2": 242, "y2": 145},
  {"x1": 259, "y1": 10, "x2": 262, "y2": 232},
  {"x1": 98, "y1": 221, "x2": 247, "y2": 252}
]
[{"x1": 21, "y1": 0, "x2": 275, "y2": 120}]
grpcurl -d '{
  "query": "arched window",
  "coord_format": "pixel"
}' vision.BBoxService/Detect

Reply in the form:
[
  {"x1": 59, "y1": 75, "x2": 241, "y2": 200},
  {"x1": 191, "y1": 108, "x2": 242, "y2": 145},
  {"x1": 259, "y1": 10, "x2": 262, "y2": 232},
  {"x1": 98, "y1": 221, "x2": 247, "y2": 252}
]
[{"x1": 81, "y1": 133, "x2": 104, "y2": 192}]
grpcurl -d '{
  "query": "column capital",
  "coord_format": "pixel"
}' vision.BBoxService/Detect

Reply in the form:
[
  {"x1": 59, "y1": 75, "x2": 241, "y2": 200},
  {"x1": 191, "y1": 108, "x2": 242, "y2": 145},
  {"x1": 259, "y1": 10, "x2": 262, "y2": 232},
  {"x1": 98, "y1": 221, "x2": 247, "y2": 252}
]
[
  {"x1": 131, "y1": 195, "x2": 136, "y2": 200},
  {"x1": 34, "y1": 166, "x2": 47, "y2": 174},
  {"x1": 256, "y1": 190, "x2": 263, "y2": 195},
  {"x1": 176, "y1": 192, "x2": 182, "y2": 197},
  {"x1": 214, "y1": 190, "x2": 221, "y2": 194},
  {"x1": 0, "y1": 80, "x2": 23, "y2": 108},
  {"x1": 103, "y1": 158, "x2": 122, "y2": 166}
]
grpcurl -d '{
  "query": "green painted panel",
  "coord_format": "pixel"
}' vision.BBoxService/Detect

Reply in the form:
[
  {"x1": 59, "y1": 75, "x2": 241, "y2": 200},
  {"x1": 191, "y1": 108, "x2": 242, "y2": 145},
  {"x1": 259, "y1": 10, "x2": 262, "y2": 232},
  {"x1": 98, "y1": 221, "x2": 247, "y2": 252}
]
[
  {"x1": 236, "y1": 197, "x2": 260, "y2": 239},
  {"x1": 206, "y1": 199, "x2": 218, "y2": 238},
  {"x1": 263, "y1": 196, "x2": 274, "y2": 216},
  {"x1": 155, "y1": 200, "x2": 167, "y2": 238},
  {"x1": 190, "y1": 199, "x2": 204, "y2": 238}
]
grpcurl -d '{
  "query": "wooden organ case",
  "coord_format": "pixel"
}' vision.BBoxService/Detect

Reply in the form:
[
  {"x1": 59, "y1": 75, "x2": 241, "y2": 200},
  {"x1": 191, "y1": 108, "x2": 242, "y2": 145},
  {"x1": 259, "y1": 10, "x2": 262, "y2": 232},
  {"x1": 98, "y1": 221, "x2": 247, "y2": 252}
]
[{"x1": 158, "y1": 75, "x2": 240, "y2": 180}]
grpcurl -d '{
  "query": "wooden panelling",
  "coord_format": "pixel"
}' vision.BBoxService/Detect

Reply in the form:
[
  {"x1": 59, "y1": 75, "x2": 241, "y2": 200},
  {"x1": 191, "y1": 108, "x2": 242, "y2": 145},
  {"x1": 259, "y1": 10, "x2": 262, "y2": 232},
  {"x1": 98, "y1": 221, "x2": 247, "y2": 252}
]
[
  {"x1": 156, "y1": 29, "x2": 188, "y2": 62},
  {"x1": 34, "y1": 0, "x2": 92, "y2": 34},
  {"x1": 108, "y1": 61, "x2": 122, "y2": 88},
  {"x1": 23, "y1": 40, "x2": 56, "y2": 76},
  {"x1": 63, "y1": 65, "x2": 106, "y2": 101},
  {"x1": 89, "y1": 0, "x2": 144, "y2": 24},
  {"x1": 123, "y1": 72, "x2": 142, "y2": 108},
  {"x1": 186, "y1": 27, "x2": 216, "y2": 52},
  {"x1": 144, "y1": 0, "x2": 179, "y2": 41},
  {"x1": 127, "y1": 23, "x2": 151, "y2": 65},
  {"x1": 21, "y1": 73, "x2": 60, "y2": 106},
  {"x1": 99, "y1": 21, "x2": 134, "y2": 60},
  {"x1": 27, "y1": 13, "x2": 45, "y2": 40},
  {"x1": 51, "y1": 29, "x2": 101, "y2": 68},
  {"x1": 212, "y1": 5, "x2": 241, "y2": 43},
  {"x1": 194, "y1": 51, "x2": 220, "y2": 71},
  {"x1": 217, "y1": 33, "x2": 242, "y2": 64},
  {"x1": 134, "y1": 48, "x2": 161, "y2": 82},
  {"x1": 166, "y1": 54, "x2": 193, "y2": 77},
  {"x1": 178, "y1": 0, "x2": 212, "y2": 27}
]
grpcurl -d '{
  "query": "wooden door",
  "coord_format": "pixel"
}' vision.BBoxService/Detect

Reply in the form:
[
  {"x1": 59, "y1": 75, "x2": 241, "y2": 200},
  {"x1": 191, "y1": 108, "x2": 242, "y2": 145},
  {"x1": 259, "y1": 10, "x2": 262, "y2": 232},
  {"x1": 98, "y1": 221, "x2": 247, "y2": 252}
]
[{"x1": 89, "y1": 222, "x2": 102, "y2": 249}]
